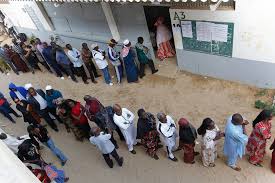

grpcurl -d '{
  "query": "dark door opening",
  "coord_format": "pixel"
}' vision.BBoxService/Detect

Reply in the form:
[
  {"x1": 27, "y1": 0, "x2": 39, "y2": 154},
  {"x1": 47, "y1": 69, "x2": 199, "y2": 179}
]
[{"x1": 143, "y1": 6, "x2": 174, "y2": 52}]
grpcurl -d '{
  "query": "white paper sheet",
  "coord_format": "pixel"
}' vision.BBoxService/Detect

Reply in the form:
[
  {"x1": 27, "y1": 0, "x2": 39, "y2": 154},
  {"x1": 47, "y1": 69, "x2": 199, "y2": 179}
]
[
  {"x1": 196, "y1": 22, "x2": 213, "y2": 42},
  {"x1": 211, "y1": 24, "x2": 228, "y2": 42},
  {"x1": 181, "y1": 21, "x2": 193, "y2": 38}
]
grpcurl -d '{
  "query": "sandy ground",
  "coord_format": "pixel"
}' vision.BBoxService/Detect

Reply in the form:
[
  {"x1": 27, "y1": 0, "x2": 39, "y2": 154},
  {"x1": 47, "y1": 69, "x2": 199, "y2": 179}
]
[{"x1": 1, "y1": 40, "x2": 275, "y2": 182}]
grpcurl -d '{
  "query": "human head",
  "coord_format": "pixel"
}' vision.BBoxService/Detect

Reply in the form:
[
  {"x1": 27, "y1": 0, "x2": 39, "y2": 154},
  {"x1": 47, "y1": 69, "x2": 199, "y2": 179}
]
[
  {"x1": 123, "y1": 39, "x2": 131, "y2": 47},
  {"x1": 30, "y1": 40, "x2": 35, "y2": 46},
  {"x1": 42, "y1": 42, "x2": 48, "y2": 48},
  {"x1": 91, "y1": 126, "x2": 101, "y2": 137},
  {"x1": 157, "y1": 112, "x2": 167, "y2": 123},
  {"x1": 28, "y1": 87, "x2": 37, "y2": 97},
  {"x1": 83, "y1": 95, "x2": 92, "y2": 102},
  {"x1": 12, "y1": 39, "x2": 17, "y2": 44},
  {"x1": 27, "y1": 125, "x2": 39, "y2": 135},
  {"x1": 137, "y1": 108, "x2": 146, "y2": 119},
  {"x1": 90, "y1": 43, "x2": 98, "y2": 51},
  {"x1": 154, "y1": 17, "x2": 165, "y2": 27},
  {"x1": 253, "y1": 109, "x2": 273, "y2": 128},
  {"x1": 113, "y1": 104, "x2": 122, "y2": 116},
  {"x1": 14, "y1": 98, "x2": 20, "y2": 104},
  {"x1": 66, "y1": 99, "x2": 77, "y2": 108},
  {"x1": 0, "y1": 133, "x2": 7, "y2": 140},
  {"x1": 82, "y1": 43, "x2": 88, "y2": 49},
  {"x1": 35, "y1": 38, "x2": 41, "y2": 45},
  {"x1": 232, "y1": 113, "x2": 244, "y2": 125},
  {"x1": 50, "y1": 42, "x2": 56, "y2": 48},
  {"x1": 108, "y1": 39, "x2": 117, "y2": 47},
  {"x1": 197, "y1": 118, "x2": 215, "y2": 136},
  {"x1": 137, "y1": 37, "x2": 144, "y2": 44},
  {"x1": 45, "y1": 85, "x2": 53, "y2": 95},
  {"x1": 24, "y1": 83, "x2": 33, "y2": 90},
  {"x1": 178, "y1": 118, "x2": 189, "y2": 128},
  {"x1": 3, "y1": 44, "x2": 9, "y2": 50},
  {"x1": 65, "y1": 44, "x2": 72, "y2": 50}
]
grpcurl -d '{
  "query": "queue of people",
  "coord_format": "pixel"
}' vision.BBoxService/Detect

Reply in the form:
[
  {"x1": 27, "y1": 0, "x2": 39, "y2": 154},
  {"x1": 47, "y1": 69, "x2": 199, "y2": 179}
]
[
  {"x1": 1, "y1": 83, "x2": 275, "y2": 175},
  {"x1": 0, "y1": 36, "x2": 159, "y2": 86}
]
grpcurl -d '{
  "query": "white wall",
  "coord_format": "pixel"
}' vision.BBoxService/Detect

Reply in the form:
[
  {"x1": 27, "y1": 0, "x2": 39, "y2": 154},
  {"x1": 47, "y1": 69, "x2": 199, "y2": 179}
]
[{"x1": 170, "y1": 0, "x2": 275, "y2": 63}]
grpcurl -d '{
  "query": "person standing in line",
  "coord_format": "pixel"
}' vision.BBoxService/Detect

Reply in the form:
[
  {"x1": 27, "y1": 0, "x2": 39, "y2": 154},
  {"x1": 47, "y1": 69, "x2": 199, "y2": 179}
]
[
  {"x1": 42, "y1": 42, "x2": 64, "y2": 79},
  {"x1": 55, "y1": 46, "x2": 77, "y2": 83},
  {"x1": 90, "y1": 127, "x2": 124, "y2": 168},
  {"x1": 154, "y1": 17, "x2": 175, "y2": 61},
  {"x1": 91, "y1": 43, "x2": 113, "y2": 86},
  {"x1": 0, "y1": 46, "x2": 17, "y2": 75},
  {"x1": 30, "y1": 39, "x2": 52, "y2": 73},
  {"x1": 113, "y1": 104, "x2": 137, "y2": 154},
  {"x1": 246, "y1": 109, "x2": 272, "y2": 167},
  {"x1": 224, "y1": 113, "x2": 248, "y2": 171},
  {"x1": 44, "y1": 85, "x2": 63, "y2": 124},
  {"x1": 27, "y1": 125, "x2": 68, "y2": 166},
  {"x1": 121, "y1": 39, "x2": 139, "y2": 83},
  {"x1": 66, "y1": 44, "x2": 89, "y2": 84},
  {"x1": 27, "y1": 87, "x2": 59, "y2": 131},
  {"x1": 3, "y1": 44, "x2": 29, "y2": 74},
  {"x1": 84, "y1": 95, "x2": 124, "y2": 148},
  {"x1": 178, "y1": 118, "x2": 198, "y2": 164},
  {"x1": 0, "y1": 56, "x2": 11, "y2": 75},
  {"x1": 81, "y1": 42, "x2": 100, "y2": 83},
  {"x1": 21, "y1": 43, "x2": 41, "y2": 73},
  {"x1": 137, "y1": 108, "x2": 161, "y2": 160},
  {"x1": 156, "y1": 112, "x2": 178, "y2": 162},
  {"x1": 9, "y1": 82, "x2": 28, "y2": 101},
  {"x1": 0, "y1": 91, "x2": 21, "y2": 123},
  {"x1": 135, "y1": 37, "x2": 158, "y2": 78},
  {"x1": 270, "y1": 138, "x2": 275, "y2": 173},
  {"x1": 108, "y1": 39, "x2": 123, "y2": 84},
  {"x1": 197, "y1": 118, "x2": 224, "y2": 167}
]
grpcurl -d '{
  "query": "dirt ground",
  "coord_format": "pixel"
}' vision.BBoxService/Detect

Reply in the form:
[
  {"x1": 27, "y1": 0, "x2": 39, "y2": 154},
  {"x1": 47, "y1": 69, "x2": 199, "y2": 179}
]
[{"x1": 1, "y1": 39, "x2": 275, "y2": 182}]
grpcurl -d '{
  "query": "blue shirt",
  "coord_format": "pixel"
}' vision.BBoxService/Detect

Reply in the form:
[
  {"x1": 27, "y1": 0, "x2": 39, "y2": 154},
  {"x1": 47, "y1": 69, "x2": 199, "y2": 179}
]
[
  {"x1": 56, "y1": 51, "x2": 71, "y2": 65},
  {"x1": 42, "y1": 46, "x2": 54, "y2": 64},
  {"x1": 45, "y1": 90, "x2": 63, "y2": 108}
]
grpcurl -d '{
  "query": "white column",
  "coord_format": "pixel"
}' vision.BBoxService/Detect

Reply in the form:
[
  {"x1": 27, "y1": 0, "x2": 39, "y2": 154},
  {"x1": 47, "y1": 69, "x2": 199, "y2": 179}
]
[
  {"x1": 101, "y1": 2, "x2": 120, "y2": 41},
  {"x1": 31, "y1": 1, "x2": 54, "y2": 31}
]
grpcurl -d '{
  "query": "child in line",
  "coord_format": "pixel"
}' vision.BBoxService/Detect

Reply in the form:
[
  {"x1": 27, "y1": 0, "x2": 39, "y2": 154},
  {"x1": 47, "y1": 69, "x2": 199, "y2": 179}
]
[{"x1": 197, "y1": 118, "x2": 224, "y2": 167}]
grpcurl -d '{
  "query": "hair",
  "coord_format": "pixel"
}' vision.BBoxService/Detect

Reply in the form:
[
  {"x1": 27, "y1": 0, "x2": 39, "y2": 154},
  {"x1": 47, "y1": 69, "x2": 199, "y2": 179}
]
[
  {"x1": 82, "y1": 43, "x2": 87, "y2": 47},
  {"x1": 197, "y1": 118, "x2": 213, "y2": 136},
  {"x1": 27, "y1": 125, "x2": 35, "y2": 133},
  {"x1": 137, "y1": 108, "x2": 145, "y2": 117},
  {"x1": 137, "y1": 37, "x2": 144, "y2": 43},
  {"x1": 83, "y1": 95, "x2": 92, "y2": 101},
  {"x1": 252, "y1": 109, "x2": 272, "y2": 128},
  {"x1": 65, "y1": 44, "x2": 70, "y2": 49},
  {"x1": 30, "y1": 40, "x2": 35, "y2": 44},
  {"x1": 3, "y1": 44, "x2": 9, "y2": 49},
  {"x1": 156, "y1": 112, "x2": 165, "y2": 120}
]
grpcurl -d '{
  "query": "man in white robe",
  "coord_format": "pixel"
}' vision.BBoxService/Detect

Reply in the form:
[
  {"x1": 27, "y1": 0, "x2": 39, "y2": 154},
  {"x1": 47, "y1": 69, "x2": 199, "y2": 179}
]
[
  {"x1": 0, "y1": 131, "x2": 30, "y2": 154},
  {"x1": 113, "y1": 104, "x2": 137, "y2": 154},
  {"x1": 157, "y1": 112, "x2": 178, "y2": 162}
]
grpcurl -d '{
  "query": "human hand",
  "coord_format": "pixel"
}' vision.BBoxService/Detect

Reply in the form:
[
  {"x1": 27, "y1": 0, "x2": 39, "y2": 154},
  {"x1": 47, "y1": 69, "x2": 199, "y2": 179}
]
[{"x1": 242, "y1": 120, "x2": 249, "y2": 125}]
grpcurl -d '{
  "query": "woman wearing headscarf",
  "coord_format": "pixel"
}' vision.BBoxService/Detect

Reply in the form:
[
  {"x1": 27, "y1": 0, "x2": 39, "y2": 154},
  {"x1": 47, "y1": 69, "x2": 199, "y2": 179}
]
[
  {"x1": 154, "y1": 17, "x2": 175, "y2": 61},
  {"x1": 121, "y1": 39, "x2": 139, "y2": 83},
  {"x1": 197, "y1": 118, "x2": 224, "y2": 167},
  {"x1": 137, "y1": 109, "x2": 160, "y2": 160},
  {"x1": 246, "y1": 109, "x2": 272, "y2": 167},
  {"x1": 178, "y1": 118, "x2": 198, "y2": 164}
]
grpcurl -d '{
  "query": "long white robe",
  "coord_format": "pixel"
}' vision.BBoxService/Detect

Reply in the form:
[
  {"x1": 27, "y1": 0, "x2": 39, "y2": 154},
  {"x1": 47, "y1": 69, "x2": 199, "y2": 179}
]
[
  {"x1": 113, "y1": 108, "x2": 137, "y2": 151},
  {"x1": 2, "y1": 134, "x2": 30, "y2": 154},
  {"x1": 157, "y1": 115, "x2": 177, "y2": 158}
]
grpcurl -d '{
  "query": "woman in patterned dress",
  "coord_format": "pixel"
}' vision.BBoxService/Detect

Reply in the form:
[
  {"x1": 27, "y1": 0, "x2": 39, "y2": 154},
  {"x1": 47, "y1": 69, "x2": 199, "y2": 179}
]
[
  {"x1": 197, "y1": 118, "x2": 224, "y2": 167},
  {"x1": 246, "y1": 109, "x2": 272, "y2": 167}
]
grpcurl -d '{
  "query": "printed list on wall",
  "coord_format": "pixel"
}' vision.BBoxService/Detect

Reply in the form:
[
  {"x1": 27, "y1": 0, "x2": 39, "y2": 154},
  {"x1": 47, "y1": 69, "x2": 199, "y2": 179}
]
[{"x1": 181, "y1": 20, "x2": 234, "y2": 57}]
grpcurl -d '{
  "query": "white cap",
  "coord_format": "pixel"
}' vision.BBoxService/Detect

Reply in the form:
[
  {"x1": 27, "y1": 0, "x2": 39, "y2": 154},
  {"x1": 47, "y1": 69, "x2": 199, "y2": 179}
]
[
  {"x1": 45, "y1": 85, "x2": 52, "y2": 91},
  {"x1": 90, "y1": 43, "x2": 98, "y2": 50},
  {"x1": 24, "y1": 83, "x2": 33, "y2": 90},
  {"x1": 123, "y1": 39, "x2": 130, "y2": 45}
]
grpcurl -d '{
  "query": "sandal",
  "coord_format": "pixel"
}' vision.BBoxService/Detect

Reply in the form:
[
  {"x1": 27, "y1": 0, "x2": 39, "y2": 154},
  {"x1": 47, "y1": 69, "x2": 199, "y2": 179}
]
[
  {"x1": 209, "y1": 163, "x2": 216, "y2": 167},
  {"x1": 230, "y1": 166, "x2": 241, "y2": 171}
]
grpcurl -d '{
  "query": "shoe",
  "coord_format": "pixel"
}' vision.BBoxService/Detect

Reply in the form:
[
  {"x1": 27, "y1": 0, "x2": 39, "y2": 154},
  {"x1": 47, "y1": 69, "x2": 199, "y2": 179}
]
[
  {"x1": 169, "y1": 157, "x2": 178, "y2": 162},
  {"x1": 73, "y1": 79, "x2": 78, "y2": 83},
  {"x1": 68, "y1": 76, "x2": 71, "y2": 79},
  {"x1": 16, "y1": 115, "x2": 22, "y2": 118},
  {"x1": 157, "y1": 144, "x2": 163, "y2": 148},
  {"x1": 61, "y1": 160, "x2": 67, "y2": 166},
  {"x1": 64, "y1": 177, "x2": 69, "y2": 182},
  {"x1": 135, "y1": 142, "x2": 142, "y2": 146},
  {"x1": 194, "y1": 152, "x2": 200, "y2": 156},
  {"x1": 6, "y1": 73, "x2": 10, "y2": 76},
  {"x1": 92, "y1": 80, "x2": 98, "y2": 84},
  {"x1": 84, "y1": 81, "x2": 89, "y2": 84},
  {"x1": 115, "y1": 144, "x2": 119, "y2": 149},
  {"x1": 109, "y1": 83, "x2": 113, "y2": 86},
  {"x1": 107, "y1": 160, "x2": 114, "y2": 168},
  {"x1": 60, "y1": 77, "x2": 65, "y2": 80},
  {"x1": 152, "y1": 70, "x2": 159, "y2": 74},
  {"x1": 153, "y1": 154, "x2": 159, "y2": 160},
  {"x1": 95, "y1": 75, "x2": 101, "y2": 78},
  {"x1": 54, "y1": 128, "x2": 59, "y2": 132},
  {"x1": 130, "y1": 150, "x2": 136, "y2": 154},
  {"x1": 230, "y1": 166, "x2": 241, "y2": 171},
  {"x1": 118, "y1": 157, "x2": 123, "y2": 167},
  {"x1": 11, "y1": 120, "x2": 16, "y2": 123}
]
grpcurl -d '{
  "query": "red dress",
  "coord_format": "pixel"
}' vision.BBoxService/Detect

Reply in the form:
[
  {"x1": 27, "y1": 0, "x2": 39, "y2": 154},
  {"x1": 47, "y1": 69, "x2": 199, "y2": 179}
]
[
  {"x1": 71, "y1": 102, "x2": 88, "y2": 125},
  {"x1": 246, "y1": 121, "x2": 271, "y2": 164}
]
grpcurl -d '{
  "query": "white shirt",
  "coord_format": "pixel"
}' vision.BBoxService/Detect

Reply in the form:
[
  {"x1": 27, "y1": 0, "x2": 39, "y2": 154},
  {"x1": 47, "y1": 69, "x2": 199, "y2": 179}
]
[
  {"x1": 89, "y1": 132, "x2": 115, "y2": 154},
  {"x1": 157, "y1": 115, "x2": 176, "y2": 138},
  {"x1": 14, "y1": 91, "x2": 26, "y2": 100},
  {"x1": 67, "y1": 48, "x2": 83, "y2": 68},
  {"x1": 113, "y1": 108, "x2": 135, "y2": 130},
  {"x1": 33, "y1": 94, "x2": 47, "y2": 110},
  {"x1": 2, "y1": 134, "x2": 29, "y2": 154},
  {"x1": 92, "y1": 49, "x2": 108, "y2": 69}
]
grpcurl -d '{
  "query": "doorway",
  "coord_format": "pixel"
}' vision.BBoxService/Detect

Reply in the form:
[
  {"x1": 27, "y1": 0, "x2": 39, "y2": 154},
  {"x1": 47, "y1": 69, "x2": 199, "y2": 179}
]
[{"x1": 143, "y1": 6, "x2": 175, "y2": 52}]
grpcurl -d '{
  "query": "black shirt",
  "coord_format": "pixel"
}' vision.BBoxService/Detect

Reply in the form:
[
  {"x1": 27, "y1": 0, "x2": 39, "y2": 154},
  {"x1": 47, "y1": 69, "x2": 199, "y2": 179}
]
[
  {"x1": 18, "y1": 139, "x2": 40, "y2": 162},
  {"x1": 179, "y1": 125, "x2": 197, "y2": 144},
  {"x1": 29, "y1": 126, "x2": 50, "y2": 144}
]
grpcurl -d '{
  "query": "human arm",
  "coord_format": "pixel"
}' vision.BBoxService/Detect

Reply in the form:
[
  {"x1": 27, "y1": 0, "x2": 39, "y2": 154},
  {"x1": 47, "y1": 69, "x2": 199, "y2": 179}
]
[
  {"x1": 124, "y1": 108, "x2": 135, "y2": 122},
  {"x1": 67, "y1": 50, "x2": 79, "y2": 63},
  {"x1": 270, "y1": 139, "x2": 275, "y2": 150},
  {"x1": 108, "y1": 48, "x2": 119, "y2": 61},
  {"x1": 113, "y1": 115, "x2": 130, "y2": 130}
]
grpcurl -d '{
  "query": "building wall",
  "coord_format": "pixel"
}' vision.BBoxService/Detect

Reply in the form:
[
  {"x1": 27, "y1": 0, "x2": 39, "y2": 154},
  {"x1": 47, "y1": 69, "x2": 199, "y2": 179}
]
[{"x1": 170, "y1": 0, "x2": 275, "y2": 88}]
